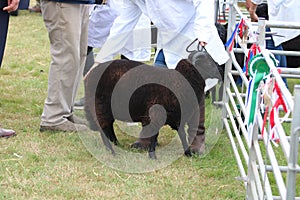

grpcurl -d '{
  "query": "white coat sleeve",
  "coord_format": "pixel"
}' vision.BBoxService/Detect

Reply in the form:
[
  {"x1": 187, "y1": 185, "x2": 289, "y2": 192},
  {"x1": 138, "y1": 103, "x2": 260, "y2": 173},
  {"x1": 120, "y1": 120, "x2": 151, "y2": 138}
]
[
  {"x1": 94, "y1": 0, "x2": 143, "y2": 63},
  {"x1": 193, "y1": 0, "x2": 229, "y2": 65},
  {"x1": 192, "y1": 0, "x2": 215, "y2": 43}
]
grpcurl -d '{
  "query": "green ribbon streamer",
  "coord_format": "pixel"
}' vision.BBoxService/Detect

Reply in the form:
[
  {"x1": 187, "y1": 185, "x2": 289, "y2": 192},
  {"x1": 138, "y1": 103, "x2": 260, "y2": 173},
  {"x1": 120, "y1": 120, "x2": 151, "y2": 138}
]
[{"x1": 248, "y1": 72, "x2": 264, "y2": 125}]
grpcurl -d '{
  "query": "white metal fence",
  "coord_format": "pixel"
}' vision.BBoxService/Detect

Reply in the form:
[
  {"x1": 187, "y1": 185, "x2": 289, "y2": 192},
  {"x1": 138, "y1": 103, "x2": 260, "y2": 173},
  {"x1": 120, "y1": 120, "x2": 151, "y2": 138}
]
[{"x1": 221, "y1": 1, "x2": 300, "y2": 199}]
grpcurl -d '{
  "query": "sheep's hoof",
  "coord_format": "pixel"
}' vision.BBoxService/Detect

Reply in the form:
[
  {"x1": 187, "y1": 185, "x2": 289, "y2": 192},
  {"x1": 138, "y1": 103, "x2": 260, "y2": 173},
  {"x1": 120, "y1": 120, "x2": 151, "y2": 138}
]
[
  {"x1": 113, "y1": 140, "x2": 119, "y2": 146},
  {"x1": 184, "y1": 148, "x2": 192, "y2": 157},
  {"x1": 191, "y1": 143, "x2": 205, "y2": 156},
  {"x1": 148, "y1": 151, "x2": 157, "y2": 159},
  {"x1": 205, "y1": 91, "x2": 210, "y2": 98},
  {"x1": 130, "y1": 141, "x2": 149, "y2": 150}
]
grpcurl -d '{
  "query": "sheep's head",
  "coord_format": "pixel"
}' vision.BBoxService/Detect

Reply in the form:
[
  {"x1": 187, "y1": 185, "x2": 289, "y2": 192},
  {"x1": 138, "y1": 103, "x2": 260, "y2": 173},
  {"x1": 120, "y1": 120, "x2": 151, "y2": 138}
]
[{"x1": 187, "y1": 49, "x2": 222, "y2": 91}]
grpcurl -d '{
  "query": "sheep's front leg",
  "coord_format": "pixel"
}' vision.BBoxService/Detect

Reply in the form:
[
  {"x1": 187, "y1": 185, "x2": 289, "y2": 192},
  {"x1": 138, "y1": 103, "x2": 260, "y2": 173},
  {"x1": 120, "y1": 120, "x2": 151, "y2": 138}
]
[
  {"x1": 142, "y1": 104, "x2": 166, "y2": 159},
  {"x1": 177, "y1": 127, "x2": 192, "y2": 157},
  {"x1": 187, "y1": 95, "x2": 206, "y2": 155},
  {"x1": 139, "y1": 124, "x2": 160, "y2": 159}
]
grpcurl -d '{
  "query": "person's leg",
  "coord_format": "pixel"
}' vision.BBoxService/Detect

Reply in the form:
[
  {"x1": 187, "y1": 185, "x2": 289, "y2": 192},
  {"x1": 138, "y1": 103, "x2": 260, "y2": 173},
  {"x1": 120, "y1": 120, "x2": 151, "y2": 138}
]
[
  {"x1": 0, "y1": 6, "x2": 16, "y2": 137},
  {"x1": 83, "y1": 46, "x2": 94, "y2": 77},
  {"x1": 154, "y1": 49, "x2": 167, "y2": 68},
  {"x1": 40, "y1": 2, "x2": 89, "y2": 127},
  {"x1": 266, "y1": 36, "x2": 288, "y2": 87},
  {"x1": 0, "y1": 5, "x2": 9, "y2": 67},
  {"x1": 75, "y1": 15, "x2": 92, "y2": 108}
]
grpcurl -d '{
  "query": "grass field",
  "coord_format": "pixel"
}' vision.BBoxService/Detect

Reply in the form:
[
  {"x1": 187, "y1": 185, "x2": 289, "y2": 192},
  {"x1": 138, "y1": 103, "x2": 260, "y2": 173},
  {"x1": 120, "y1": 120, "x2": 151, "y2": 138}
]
[{"x1": 0, "y1": 7, "x2": 298, "y2": 200}]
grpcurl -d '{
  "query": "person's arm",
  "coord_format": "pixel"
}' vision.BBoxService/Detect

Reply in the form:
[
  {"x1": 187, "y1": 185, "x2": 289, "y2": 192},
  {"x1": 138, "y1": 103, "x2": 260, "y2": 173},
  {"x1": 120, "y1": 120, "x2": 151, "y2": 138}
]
[
  {"x1": 193, "y1": 0, "x2": 215, "y2": 46},
  {"x1": 3, "y1": 0, "x2": 19, "y2": 12},
  {"x1": 94, "y1": 0, "x2": 143, "y2": 63},
  {"x1": 246, "y1": 0, "x2": 263, "y2": 22}
]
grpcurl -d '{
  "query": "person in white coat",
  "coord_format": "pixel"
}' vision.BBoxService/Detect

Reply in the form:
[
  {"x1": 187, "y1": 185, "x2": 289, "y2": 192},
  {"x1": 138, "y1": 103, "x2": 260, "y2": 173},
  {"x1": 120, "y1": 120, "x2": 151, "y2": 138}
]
[
  {"x1": 75, "y1": 0, "x2": 152, "y2": 107},
  {"x1": 95, "y1": 0, "x2": 228, "y2": 69},
  {"x1": 93, "y1": 0, "x2": 229, "y2": 154},
  {"x1": 88, "y1": 1, "x2": 151, "y2": 62},
  {"x1": 247, "y1": 0, "x2": 300, "y2": 47}
]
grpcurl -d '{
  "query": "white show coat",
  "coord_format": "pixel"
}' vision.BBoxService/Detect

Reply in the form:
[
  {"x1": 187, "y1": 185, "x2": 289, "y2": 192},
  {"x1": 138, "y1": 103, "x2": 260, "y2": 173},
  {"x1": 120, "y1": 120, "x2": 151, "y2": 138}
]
[
  {"x1": 252, "y1": 0, "x2": 300, "y2": 46},
  {"x1": 88, "y1": 0, "x2": 151, "y2": 61},
  {"x1": 88, "y1": 4, "x2": 118, "y2": 48},
  {"x1": 95, "y1": 0, "x2": 229, "y2": 69}
]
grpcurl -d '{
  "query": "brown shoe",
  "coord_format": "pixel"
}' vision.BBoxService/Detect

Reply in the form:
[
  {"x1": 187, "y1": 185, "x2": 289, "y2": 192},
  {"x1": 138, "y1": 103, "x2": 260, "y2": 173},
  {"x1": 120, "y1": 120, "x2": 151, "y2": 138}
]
[
  {"x1": 74, "y1": 97, "x2": 85, "y2": 107},
  {"x1": 40, "y1": 120, "x2": 88, "y2": 132},
  {"x1": 29, "y1": 5, "x2": 41, "y2": 13},
  {"x1": 0, "y1": 128, "x2": 16, "y2": 138},
  {"x1": 67, "y1": 115, "x2": 88, "y2": 125}
]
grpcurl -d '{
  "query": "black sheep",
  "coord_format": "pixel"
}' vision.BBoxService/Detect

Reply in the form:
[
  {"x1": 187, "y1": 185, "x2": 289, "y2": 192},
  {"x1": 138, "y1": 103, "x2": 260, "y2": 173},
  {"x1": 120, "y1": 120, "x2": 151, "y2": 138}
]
[{"x1": 84, "y1": 58, "x2": 210, "y2": 159}]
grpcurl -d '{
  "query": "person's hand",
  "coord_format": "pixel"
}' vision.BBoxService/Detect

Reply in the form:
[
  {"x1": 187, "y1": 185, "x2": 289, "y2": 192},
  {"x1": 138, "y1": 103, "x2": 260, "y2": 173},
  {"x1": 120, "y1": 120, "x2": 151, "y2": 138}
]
[
  {"x1": 246, "y1": 0, "x2": 258, "y2": 22},
  {"x1": 3, "y1": 0, "x2": 20, "y2": 13},
  {"x1": 245, "y1": 0, "x2": 251, "y2": 11},
  {"x1": 199, "y1": 41, "x2": 207, "y2": 47}
]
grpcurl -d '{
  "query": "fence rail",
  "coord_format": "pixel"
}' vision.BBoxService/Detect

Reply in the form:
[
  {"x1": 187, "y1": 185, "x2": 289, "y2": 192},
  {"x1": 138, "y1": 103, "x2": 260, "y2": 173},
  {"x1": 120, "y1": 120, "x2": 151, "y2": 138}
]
[{"x1": 221, "y1": 0, "x2": 300, "y2": 199}]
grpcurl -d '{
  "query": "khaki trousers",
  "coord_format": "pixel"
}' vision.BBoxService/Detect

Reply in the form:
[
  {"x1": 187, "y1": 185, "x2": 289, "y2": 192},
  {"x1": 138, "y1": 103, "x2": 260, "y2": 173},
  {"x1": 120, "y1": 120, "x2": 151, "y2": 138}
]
[{"x1": 40, "y1": 1, "x2": 89, "y2": 126}]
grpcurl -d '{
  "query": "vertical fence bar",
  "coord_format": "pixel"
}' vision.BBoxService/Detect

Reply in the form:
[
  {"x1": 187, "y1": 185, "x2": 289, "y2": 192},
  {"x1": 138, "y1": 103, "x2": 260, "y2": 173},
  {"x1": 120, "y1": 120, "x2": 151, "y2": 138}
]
[
  {"x1": 222, "y1": 0, "x2": 236, "y2": 120},
  {"x1": 257, "y1": 19, "x2": 266, "y2": 49},
  {"x1": 247, "y1": 122, "x2": 260, "y2": 199},
  {"x1": 286, "y1": 85, "x2": 300, "y2": 199},
  {"x1": 222, "y1": 2, "x2": 300, "y2": 199}
]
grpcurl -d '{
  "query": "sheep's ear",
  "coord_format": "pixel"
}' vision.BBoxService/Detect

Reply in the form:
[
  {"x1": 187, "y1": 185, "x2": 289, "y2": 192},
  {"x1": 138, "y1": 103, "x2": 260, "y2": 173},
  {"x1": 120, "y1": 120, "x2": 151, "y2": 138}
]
[{"x1": 187, "y1": 51, "x2": 222, "y2": 81}]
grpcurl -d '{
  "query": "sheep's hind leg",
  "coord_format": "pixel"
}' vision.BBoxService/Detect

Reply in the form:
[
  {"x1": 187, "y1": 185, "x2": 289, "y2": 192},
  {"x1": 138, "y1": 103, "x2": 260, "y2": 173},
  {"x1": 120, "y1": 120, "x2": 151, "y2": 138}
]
[
  {"x1": 178, "y1": 126, "x2": 192, "y2": 157},
  {"x1": 99, "y1": 120, "x2": 118, "y2": 155},
  {"x1": 146, "y1": 104, "x2": 166, "y2": 159},
  {"x1": 99, "y1": 128, "x2": 115, "y2": 155},
  {"x1": 107, "y1": 121, "x2": 119, "y2": 145},
  {"x1": 138, "y1": 124, "x2": 159, "y2": 159},
  {"x1": 148, "y1": 133, "x2": 159, "y2": 159}
]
